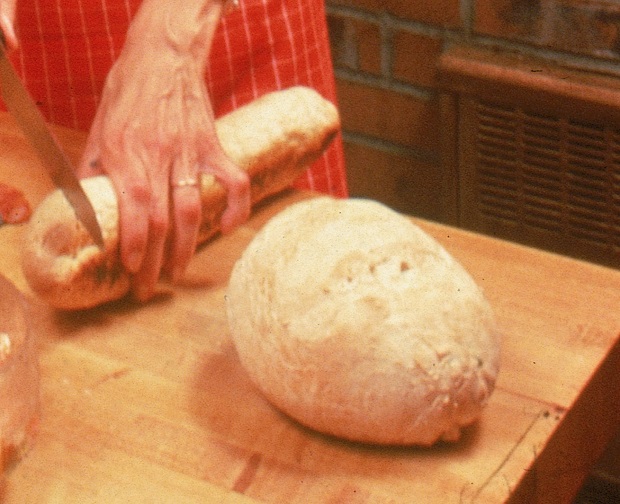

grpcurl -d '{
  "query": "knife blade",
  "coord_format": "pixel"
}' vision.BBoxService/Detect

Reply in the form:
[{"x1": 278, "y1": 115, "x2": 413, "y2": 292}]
[{"x1": 0, "y1": 32, "x2": 104, "y2": 247}]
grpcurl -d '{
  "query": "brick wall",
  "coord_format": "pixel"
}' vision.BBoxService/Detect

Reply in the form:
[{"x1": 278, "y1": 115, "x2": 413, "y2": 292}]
[
  {"x1": 325, "y1": 0, "x2": 620, "y2": 494},
  {"x1": 325, "y1": 0, "x2": 620, "y2": 222},
  {"x1": 326, "y1": 0, "x2": 451, "y2": 221}
]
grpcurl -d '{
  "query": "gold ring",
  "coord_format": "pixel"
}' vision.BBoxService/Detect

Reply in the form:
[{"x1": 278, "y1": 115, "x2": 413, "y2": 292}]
[{"x1": 171, "y1": 177, "x2": 199, "y2": 188}]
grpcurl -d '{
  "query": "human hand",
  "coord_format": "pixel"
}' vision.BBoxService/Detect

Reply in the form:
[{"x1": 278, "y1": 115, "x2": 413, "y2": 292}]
[
  {"x1": 78, "y1": 12, "x2": 250, "y2": 302},
  {"x1": 0, "y1": 0, "x2": 18, "y2": 49}
]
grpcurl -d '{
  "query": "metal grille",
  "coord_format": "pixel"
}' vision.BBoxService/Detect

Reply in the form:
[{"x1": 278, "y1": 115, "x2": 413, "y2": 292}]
[{"x1": 458, "y1": 97, "x2": 620, "y2": 267}]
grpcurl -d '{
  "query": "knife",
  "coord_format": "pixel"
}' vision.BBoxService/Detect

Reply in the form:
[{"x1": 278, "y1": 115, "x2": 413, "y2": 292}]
[{"x1": 0, "y1": 31, "x2": 104, "y2": 247}]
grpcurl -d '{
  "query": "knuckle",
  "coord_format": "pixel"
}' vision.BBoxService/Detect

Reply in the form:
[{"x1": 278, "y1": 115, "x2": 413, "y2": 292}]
[
  {"x1": 233, "y1": 169, "x2": 250, "y2": 188},
  {"x1": 176, "y1": 198, "x2": 202, "y2": 227},
  {"x1": 149, "y1": 209, "x2": 169, "y2": 235},
  {"x1": 124, "y1": 181, "x2": 151, "y2": 207}
]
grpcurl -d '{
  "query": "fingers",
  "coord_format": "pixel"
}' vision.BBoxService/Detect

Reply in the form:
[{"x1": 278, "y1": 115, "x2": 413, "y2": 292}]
[
  {"x1": 0, "y1": 1, "x2": 18, "y2": 50},
  {"x1": 81, "y1": 124, "x2": 147, "y2": 273},
  {"x1": 113, "y1": 146, "x2": 173, "y2": 301},
  {"x1": 166, "y1": 183, "x2": 201, "y2": 282},
  {"x1": 130, "y1": 181, "x2": 170, "y2": 301},
  {"x1": 164, "y1": 151, "x2": 202, "y2": 283},
  {"x1": 82, "y1": 137, "x2": 203, "y2": 301},
  {"x1": 199, "y1": 146, "x2": 251, "y2": 234},
  {"x1": 117, "y1": 173, "x2": 151, "y2": 275},
  {"x1": 79, "y1": 108, "x2": 250, "y2": 302},
  {"x1": 84, "y1": 129, "x2": 162, "y2": 300},
  {"x1": 113, "y1": 156, "x2": 170, "y2": 302},
  {"x1": 80, "y1": 130, "x2": 251, "y2": 303},
  {"x1": 80, "y1": 130, "x2": 189, "y2": 301},
  {"x1": 220, "y1": 166, "x2": 250, "y2": 233}
]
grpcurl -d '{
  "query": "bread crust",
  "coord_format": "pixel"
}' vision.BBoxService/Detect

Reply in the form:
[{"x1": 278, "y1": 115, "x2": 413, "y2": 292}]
[
  {"x1": 21, "y1": 87, "x2": 340, "y2": 310},
  {"x1": 227, "y1": 197, "x2": 501, "y2": 446}
]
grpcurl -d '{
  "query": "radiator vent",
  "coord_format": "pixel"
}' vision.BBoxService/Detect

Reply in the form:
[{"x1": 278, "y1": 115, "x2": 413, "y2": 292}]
[{"x1": 440, "y1": 46, "x2": 620, "y2": 267}]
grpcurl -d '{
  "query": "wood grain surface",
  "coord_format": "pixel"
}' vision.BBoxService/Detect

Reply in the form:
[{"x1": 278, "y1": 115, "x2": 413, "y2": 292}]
[{"x1": 0, "y1": 112, "x2": 619, "y2": 503}]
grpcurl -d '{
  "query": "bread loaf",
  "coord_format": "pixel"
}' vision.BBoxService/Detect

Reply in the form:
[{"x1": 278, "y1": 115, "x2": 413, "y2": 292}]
[
  {"x1": 21, "y1": 87, "x2": 340, "y2": 310},
  {"x1": 226, "y1": 197, "x2": 501, "y2": 446}
]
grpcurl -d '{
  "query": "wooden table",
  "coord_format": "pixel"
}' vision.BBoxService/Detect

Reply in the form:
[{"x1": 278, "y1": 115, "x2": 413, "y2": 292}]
[{"x1": 0, "y1": 112, "x2": 619, "y2": 503}]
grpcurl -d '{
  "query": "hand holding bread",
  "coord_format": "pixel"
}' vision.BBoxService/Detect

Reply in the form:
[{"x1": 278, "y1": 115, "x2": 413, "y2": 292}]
[{"x1": 21, "y1": 87, "x2": 340, "y2": 310}]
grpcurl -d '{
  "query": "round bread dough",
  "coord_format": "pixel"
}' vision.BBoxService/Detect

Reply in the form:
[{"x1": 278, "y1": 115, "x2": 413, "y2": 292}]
[{"x1": 226, "y1": 197, "x2": 501, "y2": 446}]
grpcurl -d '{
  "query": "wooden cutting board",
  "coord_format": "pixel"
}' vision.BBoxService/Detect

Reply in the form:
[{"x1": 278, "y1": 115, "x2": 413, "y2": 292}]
[{"x1": 1, "y1": 112, "x2": 619, "y2": 503}]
